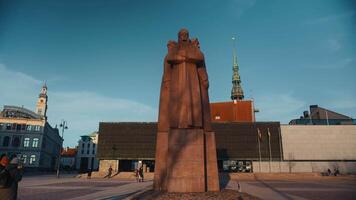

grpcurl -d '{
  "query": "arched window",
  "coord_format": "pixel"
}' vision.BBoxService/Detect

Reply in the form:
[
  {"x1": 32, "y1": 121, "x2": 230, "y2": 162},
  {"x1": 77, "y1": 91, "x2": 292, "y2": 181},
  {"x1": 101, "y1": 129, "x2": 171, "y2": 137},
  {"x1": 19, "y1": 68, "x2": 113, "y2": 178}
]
[{"x1": 3, "y1": 136, "x2": 10, "y2": 147}]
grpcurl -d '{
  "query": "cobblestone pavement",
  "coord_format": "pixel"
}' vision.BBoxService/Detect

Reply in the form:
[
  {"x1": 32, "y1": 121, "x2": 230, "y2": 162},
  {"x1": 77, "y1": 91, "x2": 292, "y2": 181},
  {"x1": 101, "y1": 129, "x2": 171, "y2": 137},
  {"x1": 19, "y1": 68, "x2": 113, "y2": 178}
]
[
  {"x1": 226, "y1": 178, "x2": 356, "y2": 200},
  {"x1": 18, "y1": 174, "x2": 152, "y2": 200}
]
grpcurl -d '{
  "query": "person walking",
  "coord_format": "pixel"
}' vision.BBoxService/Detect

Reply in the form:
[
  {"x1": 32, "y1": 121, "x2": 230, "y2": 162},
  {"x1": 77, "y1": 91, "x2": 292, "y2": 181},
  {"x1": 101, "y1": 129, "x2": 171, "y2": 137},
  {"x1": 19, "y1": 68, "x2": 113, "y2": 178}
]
[
  {"x1": 0, "y1": 154, "x2": 23, "y2": 200},
  {"x1": 107, "y1": 166, "x2": 113, "y2": 179},
  {"x1": 139, "y1": 166, "x2": 144, "y2": 182},
  {"x1": 135, "y1": 168, "x2": 139, "y2": 182},
  {"x1": 87, "y1": 168, "x2": 92, "y2": 179}
]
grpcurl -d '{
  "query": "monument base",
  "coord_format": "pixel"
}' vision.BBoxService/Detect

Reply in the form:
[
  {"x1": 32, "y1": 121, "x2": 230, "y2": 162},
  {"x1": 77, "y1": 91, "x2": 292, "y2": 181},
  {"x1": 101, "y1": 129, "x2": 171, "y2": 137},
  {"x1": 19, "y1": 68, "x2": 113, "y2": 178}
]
[{"x1": 154, "y1": 128, "x2": 219, "y2": 192}]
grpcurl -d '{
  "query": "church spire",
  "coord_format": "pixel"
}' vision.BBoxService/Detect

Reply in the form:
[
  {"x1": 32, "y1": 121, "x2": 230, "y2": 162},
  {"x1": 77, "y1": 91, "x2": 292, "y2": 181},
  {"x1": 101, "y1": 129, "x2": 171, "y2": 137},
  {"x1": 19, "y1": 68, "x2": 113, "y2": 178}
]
[{"x1": 231, "y1": 36, "x2": 244, "y2": 101}]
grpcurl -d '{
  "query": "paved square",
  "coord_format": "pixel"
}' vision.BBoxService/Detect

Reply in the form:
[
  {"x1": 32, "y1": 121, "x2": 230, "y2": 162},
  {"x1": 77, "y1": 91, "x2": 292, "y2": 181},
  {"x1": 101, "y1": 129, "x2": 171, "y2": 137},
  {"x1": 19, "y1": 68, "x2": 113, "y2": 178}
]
[
  {"x1": 17, "y1": 174, "x2": 356, "y2": 200},
  {"x1": 18, "y1": 174, "x2": 152, "y2": 200}
]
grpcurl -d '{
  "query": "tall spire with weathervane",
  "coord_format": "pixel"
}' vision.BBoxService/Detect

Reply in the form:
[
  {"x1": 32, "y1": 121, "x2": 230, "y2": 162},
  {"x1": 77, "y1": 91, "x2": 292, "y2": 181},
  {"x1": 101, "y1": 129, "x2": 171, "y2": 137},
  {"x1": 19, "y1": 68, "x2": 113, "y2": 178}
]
[{"x1": 231, "y1": 36, "x2": 244, "y2": 101}]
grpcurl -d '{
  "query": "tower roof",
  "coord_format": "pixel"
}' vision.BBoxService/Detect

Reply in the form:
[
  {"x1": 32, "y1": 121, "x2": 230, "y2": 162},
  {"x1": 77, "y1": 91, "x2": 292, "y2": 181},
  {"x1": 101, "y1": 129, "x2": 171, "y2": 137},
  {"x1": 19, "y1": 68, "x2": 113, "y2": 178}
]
[{"x1": 231, "y1": 36, "x2": 244, "y2": 101}]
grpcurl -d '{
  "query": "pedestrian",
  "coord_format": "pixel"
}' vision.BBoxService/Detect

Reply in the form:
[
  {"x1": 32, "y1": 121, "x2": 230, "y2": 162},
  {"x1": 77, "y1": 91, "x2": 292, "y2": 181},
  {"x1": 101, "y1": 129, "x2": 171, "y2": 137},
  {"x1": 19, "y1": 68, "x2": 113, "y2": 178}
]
[
  {"x1": 139, "y1": 166, "x2": 144, "y2": 182},
  {"x1": 0, "y1": 155, "x2": 23, "y2": 200},
  {"x1": 107, "y1": 166, "x2": 113, "y2": 179},
  {"x1": 0, "y1": 154, "x2": 10, "y2": 188},
  {"x1": 334, "y1": 168, "x2": 340, "y2": 176},
  {"x1": 135, "y1": 168, "x2": 139, "y2": 182},
  {"x1": 327, "y1": 168, "x2": 331, "y2": 176},
  {"x1": 87, "y1": 168, "x2": 92, "y2": 179}
]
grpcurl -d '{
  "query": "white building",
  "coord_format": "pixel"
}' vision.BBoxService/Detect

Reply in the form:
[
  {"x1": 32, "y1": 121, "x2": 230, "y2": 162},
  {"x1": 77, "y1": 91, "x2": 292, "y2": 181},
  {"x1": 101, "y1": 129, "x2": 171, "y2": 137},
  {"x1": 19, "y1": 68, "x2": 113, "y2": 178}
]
[{"x1": 76, "y1": 132, "x2": 99, "y2": 172}]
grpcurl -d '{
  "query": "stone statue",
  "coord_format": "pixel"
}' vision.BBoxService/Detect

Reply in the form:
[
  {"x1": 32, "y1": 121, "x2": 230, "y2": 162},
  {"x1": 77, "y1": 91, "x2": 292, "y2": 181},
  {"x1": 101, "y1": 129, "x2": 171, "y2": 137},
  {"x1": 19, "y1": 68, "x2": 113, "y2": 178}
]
[
  {"x1": 158, "y1": 28, "x2": 212, "y2": 132},
  {"x1": 154, "y1": 29, "x2": 219, "y2": 192}
]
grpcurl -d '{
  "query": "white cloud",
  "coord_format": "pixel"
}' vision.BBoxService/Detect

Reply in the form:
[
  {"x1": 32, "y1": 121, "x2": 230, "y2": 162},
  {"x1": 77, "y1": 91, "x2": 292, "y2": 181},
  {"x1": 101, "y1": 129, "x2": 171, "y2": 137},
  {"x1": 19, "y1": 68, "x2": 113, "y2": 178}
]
[
  {"x1": 304, "y1": 10, "x2": 356, "y2": 25},
  {"x1": 254, "y1": 92, "x2": 306, "y2": 124},
  {"x1": 303, "y1": 58, "x2": 354, "y2": 69},
  {"x1": 0, "y1": 64, "x2": 157, "y2": 146}
]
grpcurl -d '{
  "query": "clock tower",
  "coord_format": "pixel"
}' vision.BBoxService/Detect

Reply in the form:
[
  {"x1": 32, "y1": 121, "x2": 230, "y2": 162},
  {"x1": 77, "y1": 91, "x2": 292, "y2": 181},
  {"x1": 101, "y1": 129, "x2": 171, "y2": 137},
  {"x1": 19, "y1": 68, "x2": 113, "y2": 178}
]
[{"x1": 36, "y1": 83, "x2": 48, "y2": 119}]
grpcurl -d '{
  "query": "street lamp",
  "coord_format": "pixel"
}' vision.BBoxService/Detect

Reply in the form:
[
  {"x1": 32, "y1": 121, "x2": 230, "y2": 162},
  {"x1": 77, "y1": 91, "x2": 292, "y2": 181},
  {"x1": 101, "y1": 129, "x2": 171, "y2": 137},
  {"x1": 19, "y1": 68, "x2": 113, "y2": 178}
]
[{"x1": 57, "y1": 120, "x2": 68, "y2": 178}]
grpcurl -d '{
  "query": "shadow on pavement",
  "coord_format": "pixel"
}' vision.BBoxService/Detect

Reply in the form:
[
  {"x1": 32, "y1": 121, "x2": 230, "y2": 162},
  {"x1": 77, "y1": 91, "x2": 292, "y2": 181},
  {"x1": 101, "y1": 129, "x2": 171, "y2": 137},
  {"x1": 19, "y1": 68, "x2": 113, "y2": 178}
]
[
  {"x1": 219, "y1": 173, "x2": 231, "y2": 189},
  {"x1": 254, "y1": 174, "x2": 293, "y2": 200}
]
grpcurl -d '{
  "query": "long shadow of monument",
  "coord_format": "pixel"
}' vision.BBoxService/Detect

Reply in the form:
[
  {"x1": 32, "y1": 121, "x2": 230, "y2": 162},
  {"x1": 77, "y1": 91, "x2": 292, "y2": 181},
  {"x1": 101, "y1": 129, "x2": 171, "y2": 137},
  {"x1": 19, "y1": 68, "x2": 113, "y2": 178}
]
[{"x1": 217, "y1": 148, "x2": 230, "y2": 189}]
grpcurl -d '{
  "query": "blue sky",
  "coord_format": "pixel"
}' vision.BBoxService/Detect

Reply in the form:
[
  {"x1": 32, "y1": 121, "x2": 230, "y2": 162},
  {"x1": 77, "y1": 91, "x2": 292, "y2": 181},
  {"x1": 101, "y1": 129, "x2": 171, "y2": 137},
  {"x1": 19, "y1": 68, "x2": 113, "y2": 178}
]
[{"x1": 0, "y1": 0, "x2": 355, "y2": 147}]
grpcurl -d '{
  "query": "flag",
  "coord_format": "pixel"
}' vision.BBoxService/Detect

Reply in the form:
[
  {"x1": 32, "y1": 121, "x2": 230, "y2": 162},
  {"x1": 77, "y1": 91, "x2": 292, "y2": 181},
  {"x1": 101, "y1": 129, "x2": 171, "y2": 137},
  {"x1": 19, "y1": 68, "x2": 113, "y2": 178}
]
[
  {"x1": 257, "y1": 128, "x2": 262, "y2": 140},
  {"x1": 267, "y1": 128, "x2": 271, "y2": 137}
]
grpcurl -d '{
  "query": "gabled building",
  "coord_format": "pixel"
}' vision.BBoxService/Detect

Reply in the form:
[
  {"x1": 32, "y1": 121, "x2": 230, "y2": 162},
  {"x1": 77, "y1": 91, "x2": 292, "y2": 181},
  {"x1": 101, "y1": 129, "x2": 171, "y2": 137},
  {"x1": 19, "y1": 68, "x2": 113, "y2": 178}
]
[
  {"x1": 76, "y1": 131, "x2": 99, "y2": 172},
  {"x1": 0, "y1": 84, "x2": 63, "y2": 171}
]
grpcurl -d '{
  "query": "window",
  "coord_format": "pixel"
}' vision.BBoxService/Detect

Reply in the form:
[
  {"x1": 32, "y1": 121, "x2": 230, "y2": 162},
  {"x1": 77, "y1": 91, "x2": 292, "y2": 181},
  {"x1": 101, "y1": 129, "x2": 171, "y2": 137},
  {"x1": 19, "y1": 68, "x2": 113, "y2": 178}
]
[
  {"x1": 81, "y1": 149, "x2": 84, "y2": 154},
  {"x1": 24, "y1": 138, "x2": 30, "y2": 147},
  {"x1": 32, "y1": 138, "x2": 39, "y2": 148},
  {"x1": 87, "y1": 150, "x2": 89, "y2": 155},
  {"x1": 0, "y1": 123, "x2": 4, "y2": 130},
  {"x1": 21, "y1": 124, "x2": 26, "y2": 131},
  {"x1": 16, "y1": 124, "x2": 21, "y2": 131},
  {"x1": 6, "y1": 124, "x2": 11, "y2": 130},
  {"x1": 93, "y1": 143, "x2": 96, "y2": 148},
  {"x1": 92, "y1": 149, "x2": 95, "y2": 155},
  {"x1": 22, "y1": 155, "x2": 27, "y2": 164},
  {"x1": 12, "y1": 136, "x2": 20, "y2": 147},
  {"x1": 34, "y1": 126, "x2": 41, "y2": 132},
  {"x1": 3, "y1": 136, "x2": 10, "y2": 147},
  {"x1": 30, "y1": 155, "x2": 36, "y2": 164},
  {"x1": 87, "y1": 143, "x2": 90, "y2": 148},
  {"x1": 26, "y1": 125, "x2": 32, "y2": 131},
  {"x1": 82, "y1": 143, "x2": 84, "y2": 148}
]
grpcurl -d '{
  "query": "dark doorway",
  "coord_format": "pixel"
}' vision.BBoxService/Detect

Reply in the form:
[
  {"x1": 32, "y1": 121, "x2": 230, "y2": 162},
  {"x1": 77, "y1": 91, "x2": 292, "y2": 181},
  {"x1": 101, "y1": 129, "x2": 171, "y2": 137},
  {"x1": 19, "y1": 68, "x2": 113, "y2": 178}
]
[
  {"x1": 119, "y1": 160, "x2": 133, "y2": 172},
  {"x1": 80, "y1": 157, "x2": 89, "y2": 172}
]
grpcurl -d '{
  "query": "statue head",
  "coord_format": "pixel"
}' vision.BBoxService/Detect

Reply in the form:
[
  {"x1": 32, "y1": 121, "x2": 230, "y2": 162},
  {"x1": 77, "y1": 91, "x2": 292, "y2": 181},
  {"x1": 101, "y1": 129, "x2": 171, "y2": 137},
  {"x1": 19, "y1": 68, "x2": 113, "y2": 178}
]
[{"x1": 178, "y1": 28, "x2": 189, "y2": 43}]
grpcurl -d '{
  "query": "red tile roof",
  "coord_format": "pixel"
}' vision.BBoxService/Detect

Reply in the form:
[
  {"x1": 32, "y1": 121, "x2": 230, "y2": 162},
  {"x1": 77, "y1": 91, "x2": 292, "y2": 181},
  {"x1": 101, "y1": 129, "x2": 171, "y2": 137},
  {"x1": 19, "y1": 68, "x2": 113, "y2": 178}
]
[{"x1": 61, "y1": 148, "x2": 77, "y2": 157}]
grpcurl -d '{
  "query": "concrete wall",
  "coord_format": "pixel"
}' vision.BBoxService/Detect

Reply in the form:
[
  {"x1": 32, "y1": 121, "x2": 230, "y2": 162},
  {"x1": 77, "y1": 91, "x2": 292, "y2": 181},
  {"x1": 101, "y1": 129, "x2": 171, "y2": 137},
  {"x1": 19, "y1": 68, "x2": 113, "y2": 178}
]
[
  {"x1": 281, "y1": 125, "x2": 356, "y2": 160},
  {"x1": 99, "y1": 160, "x2": 119, "y2": 174},
  {"x1": 252, "y1": 161, "x2": 356, "y2": 174}
]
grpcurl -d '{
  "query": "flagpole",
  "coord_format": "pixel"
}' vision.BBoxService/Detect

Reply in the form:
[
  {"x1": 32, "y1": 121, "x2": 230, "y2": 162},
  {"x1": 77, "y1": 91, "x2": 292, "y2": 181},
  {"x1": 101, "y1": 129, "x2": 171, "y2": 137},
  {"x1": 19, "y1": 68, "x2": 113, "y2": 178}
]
[
  {"x1": 325, "y1": 110, "x2": 329, "y2": 125},
  {"x1": 257, "y1": 128, "x2": 262, "y2": 172},
  {"x1": 268, "y1": 128, "x2": 272, "y2": 173},
  {"x1": 278, "y1": 126, "x2": 283, "y2": 172}
]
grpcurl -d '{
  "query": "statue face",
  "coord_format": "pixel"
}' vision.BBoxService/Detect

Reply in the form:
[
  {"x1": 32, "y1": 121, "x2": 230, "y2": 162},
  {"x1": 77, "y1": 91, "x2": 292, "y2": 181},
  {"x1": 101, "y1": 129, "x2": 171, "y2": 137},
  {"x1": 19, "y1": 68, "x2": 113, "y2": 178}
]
[{"x1": 178, "y1": 29, "x2": 189, "y2": 42}]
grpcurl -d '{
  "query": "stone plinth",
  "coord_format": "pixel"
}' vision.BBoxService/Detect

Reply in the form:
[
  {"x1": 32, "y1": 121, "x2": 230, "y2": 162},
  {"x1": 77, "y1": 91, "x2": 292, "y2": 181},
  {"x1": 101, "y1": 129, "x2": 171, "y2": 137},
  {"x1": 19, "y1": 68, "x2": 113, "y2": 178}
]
[{"x1": 154, "y1": 129, "x2": 219, "y2": 192}]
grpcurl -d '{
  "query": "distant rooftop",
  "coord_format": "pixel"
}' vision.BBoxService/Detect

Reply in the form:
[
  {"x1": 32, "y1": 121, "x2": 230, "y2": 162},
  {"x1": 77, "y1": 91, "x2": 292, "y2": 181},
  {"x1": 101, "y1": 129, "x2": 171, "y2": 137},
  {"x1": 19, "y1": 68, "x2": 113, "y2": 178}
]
[{"x1": 1, "y1": 105, "x2": 42, "y2": 120}]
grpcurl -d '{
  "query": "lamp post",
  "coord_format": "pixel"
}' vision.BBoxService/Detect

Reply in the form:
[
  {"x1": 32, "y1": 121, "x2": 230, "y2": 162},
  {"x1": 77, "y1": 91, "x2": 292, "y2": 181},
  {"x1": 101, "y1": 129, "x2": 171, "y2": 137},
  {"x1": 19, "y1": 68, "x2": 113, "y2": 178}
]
[{"x1": 57, "y1": 120, "x2": 68, "y2": 178}]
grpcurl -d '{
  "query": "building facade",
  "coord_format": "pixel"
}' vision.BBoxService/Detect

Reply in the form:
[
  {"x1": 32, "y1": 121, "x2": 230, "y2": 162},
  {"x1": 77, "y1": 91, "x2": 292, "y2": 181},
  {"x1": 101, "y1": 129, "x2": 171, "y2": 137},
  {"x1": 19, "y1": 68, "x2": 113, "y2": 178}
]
[
  {"x1": 97, "y1": 122, "x2": 356, "y2": 174},
  {"x1": 76, "y1": 132, "x2": 99, "y2": 172},
  {"x1": 61, "y1": 147, "x2": 77, "y2": 170},
  {"x1": 97, "y1": 122, "x2": 282, "y2": 173},
  {"x1": 0, "y1": 84, "x2": 62, "y2": 171}
]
